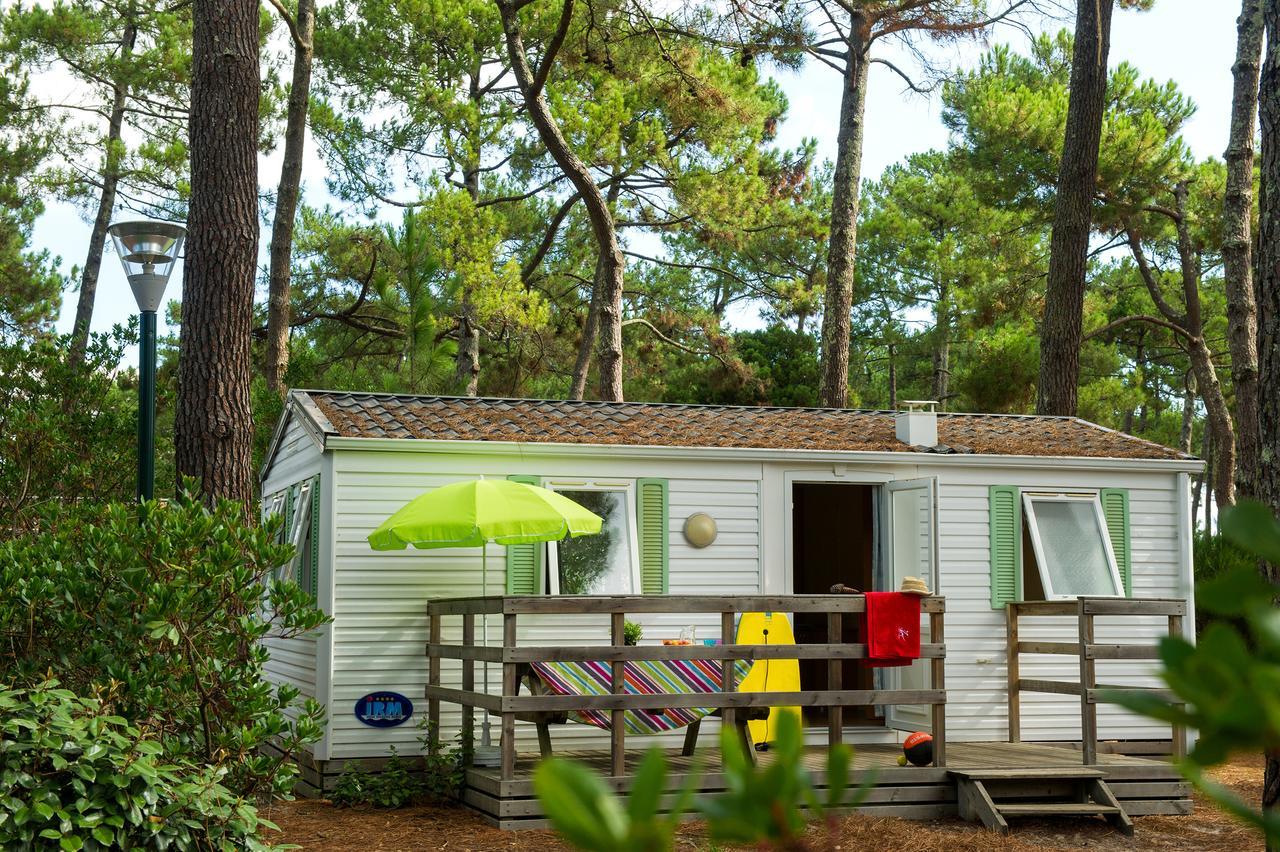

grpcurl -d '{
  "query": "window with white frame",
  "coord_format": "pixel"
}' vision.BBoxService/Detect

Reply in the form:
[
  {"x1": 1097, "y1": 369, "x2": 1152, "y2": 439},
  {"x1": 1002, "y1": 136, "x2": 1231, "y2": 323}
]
[
  {"x1": 1022, "y1": 493, "x2": 1124, "y2": 599},
  {"x1": 546, "y1": 480, "x2": 641, "y2": 595}
]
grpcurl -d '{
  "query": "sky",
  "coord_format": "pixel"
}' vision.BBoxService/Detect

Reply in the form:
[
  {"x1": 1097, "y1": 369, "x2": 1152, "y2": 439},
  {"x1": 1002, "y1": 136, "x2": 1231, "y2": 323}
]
[{"x1": 35, "y1": 0, "x2": 1240, "y2": 352}]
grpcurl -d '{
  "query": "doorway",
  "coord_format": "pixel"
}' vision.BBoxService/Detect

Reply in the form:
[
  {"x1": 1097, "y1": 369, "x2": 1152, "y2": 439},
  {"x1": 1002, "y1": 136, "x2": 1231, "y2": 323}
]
[{"x1": 791, "y1": 482, "x2": 881, "y2": 727}]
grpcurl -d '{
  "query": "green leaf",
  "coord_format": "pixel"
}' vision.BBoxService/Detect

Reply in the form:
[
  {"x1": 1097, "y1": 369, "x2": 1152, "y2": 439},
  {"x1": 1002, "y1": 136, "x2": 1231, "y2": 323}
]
[
  {"x1": 1220, "y1": 501, "x2": 1280, "y2": 565},
  {"x1": 533, "y1": 759, "x2": 628, "y2": 850}
]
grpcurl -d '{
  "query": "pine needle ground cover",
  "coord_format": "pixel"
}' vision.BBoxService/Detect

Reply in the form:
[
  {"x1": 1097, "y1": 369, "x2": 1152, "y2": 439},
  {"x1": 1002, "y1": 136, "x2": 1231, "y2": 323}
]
[{"x1": 268, "y1": 752, "x2": 1261, "y2": 851}]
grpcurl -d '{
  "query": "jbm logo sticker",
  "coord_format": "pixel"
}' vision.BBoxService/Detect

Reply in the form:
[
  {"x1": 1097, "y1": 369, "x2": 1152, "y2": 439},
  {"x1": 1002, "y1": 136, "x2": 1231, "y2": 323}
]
[{"x1": 354, "y1": 691, "x2": 413, "y2": 728}]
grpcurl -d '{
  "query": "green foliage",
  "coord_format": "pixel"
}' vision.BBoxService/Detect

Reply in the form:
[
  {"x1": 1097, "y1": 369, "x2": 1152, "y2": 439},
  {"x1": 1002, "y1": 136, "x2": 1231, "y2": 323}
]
[
  {"x1": 416, "y1": 720, "x2": 469, "y2": 803},
  {"x1": 331, "y1": 749, "x2": 424, "y2": 809},
  {"x1": 0, "y1": 681, "x2": 280, "y2": 851},
  {"x1": 623, "y1": 620, "x2": 644, "y2": 647},
  {"x1": 2, "y1": 0, "x2": 192, "y2": 220},
  {"x1": 0, "y1": 330, "x2": 156, "y2": 538},
  {"x1": 534, "y1": 712, "x2": 864, "y2": 851},
  {"x1": 1105, "y1": 501, "x2": 1280, "y2": 843},
  {"x1": 330, "y1": 726, "x2": 469, "y2": 809},
  {"x1": 0, "y1": 497, "x2": 329, "y2": 805}
]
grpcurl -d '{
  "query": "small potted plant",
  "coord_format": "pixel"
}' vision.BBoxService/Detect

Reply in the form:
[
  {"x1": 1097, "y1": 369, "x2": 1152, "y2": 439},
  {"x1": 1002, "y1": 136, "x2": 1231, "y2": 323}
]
[{"x1": 623, "y1": 620, "x2": 643, "y2": 646}]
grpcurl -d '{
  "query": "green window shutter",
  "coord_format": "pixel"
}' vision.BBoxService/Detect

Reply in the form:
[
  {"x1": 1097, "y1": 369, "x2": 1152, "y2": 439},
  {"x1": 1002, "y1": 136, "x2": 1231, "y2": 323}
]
[
  {"x1": 309, "y1": 474, "x2": 322, "y2": 598},
  {"x1": 636, "y1": 478, "x2": 669, "y2": 595},
  {"x1": 989, "y1": 485, "x2": 1022, "y2": 610},
  {"x1": 1100, "y1": 488, "x2": 1132, "y2": 596},
  {"x1": 506, "y1": 475, "x2": 542, "y2": 594}
]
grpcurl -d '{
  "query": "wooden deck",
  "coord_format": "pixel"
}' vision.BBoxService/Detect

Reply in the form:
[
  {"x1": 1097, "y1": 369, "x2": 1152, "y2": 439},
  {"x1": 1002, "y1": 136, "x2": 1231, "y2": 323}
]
[{"x1": 463, "y1": 741, "x2": 1191, "y2": 829}]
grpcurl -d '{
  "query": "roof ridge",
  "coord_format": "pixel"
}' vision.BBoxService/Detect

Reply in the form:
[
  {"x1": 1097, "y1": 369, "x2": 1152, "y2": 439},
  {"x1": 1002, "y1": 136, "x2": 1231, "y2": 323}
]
[{"x1": 295, "y1": 388, "x2": 1090, "y2": 421}]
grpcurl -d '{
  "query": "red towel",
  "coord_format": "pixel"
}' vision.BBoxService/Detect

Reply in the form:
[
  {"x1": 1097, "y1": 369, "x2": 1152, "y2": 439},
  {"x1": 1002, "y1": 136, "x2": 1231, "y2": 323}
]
[{"x1": 864, "y1": 591, "x2": 920, "y2": 668}]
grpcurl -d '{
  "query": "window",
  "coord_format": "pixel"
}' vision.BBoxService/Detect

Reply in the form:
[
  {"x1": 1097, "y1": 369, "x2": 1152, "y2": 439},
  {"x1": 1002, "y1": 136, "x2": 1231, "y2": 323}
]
[
  {"x1": 1022, "y1": 494, "x2": 1124, "y2": 599},
  {"x1": 547, "y1": 482, "x2": 641, "y2": 595},
  {"x1": 261, "y1": 476, "x2": 320, "y2": 598}
]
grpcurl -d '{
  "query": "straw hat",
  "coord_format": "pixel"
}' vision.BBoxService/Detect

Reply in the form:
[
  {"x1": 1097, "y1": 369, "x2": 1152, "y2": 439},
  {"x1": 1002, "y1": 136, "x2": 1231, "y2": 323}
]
[{"x1": 899, "y1": 576, "x2": 931, "y2": 596}]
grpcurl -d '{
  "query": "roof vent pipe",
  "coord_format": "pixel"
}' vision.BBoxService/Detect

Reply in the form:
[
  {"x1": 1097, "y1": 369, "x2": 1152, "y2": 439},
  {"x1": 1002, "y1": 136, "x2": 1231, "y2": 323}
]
[{"x1": 896, "y1": 400, "x2": 938, "y2": 447}]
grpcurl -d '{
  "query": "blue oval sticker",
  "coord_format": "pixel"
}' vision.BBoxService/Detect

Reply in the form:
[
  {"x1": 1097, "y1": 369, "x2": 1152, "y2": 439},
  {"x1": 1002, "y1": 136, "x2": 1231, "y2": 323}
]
[{"x1": 354, "y1": 691, "x2": 414, "y2": 728}]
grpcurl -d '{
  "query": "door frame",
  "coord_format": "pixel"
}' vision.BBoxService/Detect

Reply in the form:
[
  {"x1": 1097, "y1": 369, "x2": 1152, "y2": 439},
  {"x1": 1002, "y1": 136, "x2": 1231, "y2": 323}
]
[{"x1": 781, "y1": 470, "x2": 893, "y2": 596}]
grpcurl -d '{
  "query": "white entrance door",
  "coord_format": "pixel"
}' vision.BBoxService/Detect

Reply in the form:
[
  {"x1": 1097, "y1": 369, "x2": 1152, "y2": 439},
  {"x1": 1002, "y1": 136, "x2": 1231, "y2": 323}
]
[{"x1": 882, "y1": 477, "x2": 939, "y2": 733}]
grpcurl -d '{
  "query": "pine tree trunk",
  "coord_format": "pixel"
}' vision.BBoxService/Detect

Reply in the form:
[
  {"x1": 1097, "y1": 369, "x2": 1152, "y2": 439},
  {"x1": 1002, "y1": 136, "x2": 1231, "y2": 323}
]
[
  {"x1": 1175, "y1": 181, "x2": 1237, "y2": 509},
  {"x1": 1256, "y1": 0, "x2": 1280, "y2": 837},
  {"x1": 176, "y1": 0, "x2": 259, "y2": 505},
  {"x1": 817, "y1": 16, "x2": 869, "y2": 409},
  {"x1": 887, "y1": 342, "x2": 897, "y2": 411},
  {"x1": 932, "y1": 282, "x2": 950, "y2": 410},
  {"x1": 499, "y1": 0, "x2": 625, "y2": 401},
  {"x1": 569, "y1": 254, "x2": 604, "y2": 400},
  {"x1": 68, "y1": 21, "x2": 137, "y2": 366},
  {"x1": 1036, "y1": 0, "x2": 1115, "y2": 415},
  {"x1": 1180, "y1": 372, "x2": 1195, "y2": 454},
  {"x1": 1224, "y1": 0, "x2": 1264, "y2": 497},
  {"x1": 454, "y1": 66, "x2": 484, "y2": 396},
  {"x1": 264, "y1": 0, "x2": 316, "y2": 396}
]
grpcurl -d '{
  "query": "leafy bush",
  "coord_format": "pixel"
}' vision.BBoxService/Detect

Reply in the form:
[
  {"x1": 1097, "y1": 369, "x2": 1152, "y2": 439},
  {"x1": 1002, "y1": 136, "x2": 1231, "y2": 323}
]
[
  {"x1": 331, "y1": 749, "x2": 424, "y2": 809},
  {"x1": 1192, "y1": 530, "x2": 1258, "y2": 631},
  {"x1": 0, "y1": 330, "x2": 158, "y2": 539},
  {"x1": 0, "y1": 497, "x2": 329, "y2": 844},
  {"x1": 0, "y1": 681, "x2": 278, "y2": 851},
  {"x1": 329, "y1": 726, "x2": 469, "y2": 808},
  {"x1": 1107, "y1": 500, "x2": 1280, "y2": 844},
  {"x1": 417, "y1": 721, "x2": 469, "y2": 802},
  {"x1": 534, "y1": 712, "x2": 864, "y2": 851}
]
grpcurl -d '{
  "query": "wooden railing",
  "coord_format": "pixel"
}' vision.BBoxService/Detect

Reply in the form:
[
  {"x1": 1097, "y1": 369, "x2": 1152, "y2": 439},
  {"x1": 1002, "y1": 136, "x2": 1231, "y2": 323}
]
[
  {"x1": 426, "y1": 594, "x2": 947, "y2": 780},
  {"x1": 1006, "y1": 597, "x2": 1187, "y2": 763}
]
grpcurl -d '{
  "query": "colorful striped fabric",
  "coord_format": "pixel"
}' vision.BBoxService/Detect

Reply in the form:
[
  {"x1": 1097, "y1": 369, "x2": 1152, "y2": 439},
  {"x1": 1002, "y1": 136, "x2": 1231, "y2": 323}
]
[{"x1": 529, "y1": 658, "x2": 753, "y2": 735}]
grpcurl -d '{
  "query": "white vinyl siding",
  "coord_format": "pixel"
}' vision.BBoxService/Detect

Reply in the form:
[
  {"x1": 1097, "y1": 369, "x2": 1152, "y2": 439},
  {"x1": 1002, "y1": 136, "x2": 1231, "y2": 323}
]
[
  {"x1": 933, "y1": 469, "x2": 1185, "y2": 744},
  {"x1": 325, "y1": 450, "x2": 762, "y2": 759},
  {"x1": 259, "y1": 412, "x2": 324, "y2": 722}
]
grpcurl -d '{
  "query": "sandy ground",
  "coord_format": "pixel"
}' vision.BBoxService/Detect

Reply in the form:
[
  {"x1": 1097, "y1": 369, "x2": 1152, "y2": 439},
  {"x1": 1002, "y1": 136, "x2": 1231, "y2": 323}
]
[{"x1": 265, "y1": 753, "x2": 1266, "y2": 851}]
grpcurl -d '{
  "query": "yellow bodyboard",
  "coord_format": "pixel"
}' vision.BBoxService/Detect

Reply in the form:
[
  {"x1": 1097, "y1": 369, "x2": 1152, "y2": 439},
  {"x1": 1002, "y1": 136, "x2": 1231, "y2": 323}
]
[{"x1": 736, "y1": 612, "x2": 803, "y2": 746}]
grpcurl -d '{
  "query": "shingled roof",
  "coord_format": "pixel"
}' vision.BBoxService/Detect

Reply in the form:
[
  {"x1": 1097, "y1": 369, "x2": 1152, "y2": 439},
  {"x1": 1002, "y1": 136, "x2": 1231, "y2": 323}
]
[{"x1": 285, "y1": 390, "x2": 1193, "y2": 462}]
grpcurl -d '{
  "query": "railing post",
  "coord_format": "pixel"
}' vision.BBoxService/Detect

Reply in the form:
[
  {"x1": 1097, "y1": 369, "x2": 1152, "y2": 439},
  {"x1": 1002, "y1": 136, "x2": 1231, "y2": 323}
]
[
  {"x1": 501, "y1": 612, "x2": 518, "y2": 781},
  {"x1": 1169, "y1": 610, "x2": 1187, "y2": 760},
  {"x1": 461, "y1": 613, "x2": 475, "y2": 756},
  {"x1": 611, "y1": 612, "x2": 626, "y2": 777},
  {"x1": 1006, "y1": 602, "x2": 1020, "y2": 744},
  {"x1": 427, "y1": 606, "x2": 441, "y2": 757},
  {"x1": 1079, "y1": 600, "x2": 1098, "y2": 765},
  {"x1": 930, "y1": 601, "x2": 946, "y2": 767},
  {"x1": 721, "y1": 610, "x2": 737, "y2": 748},
  {"x1": 827, "y1": 610, "x2": 843, "y2": 747}
]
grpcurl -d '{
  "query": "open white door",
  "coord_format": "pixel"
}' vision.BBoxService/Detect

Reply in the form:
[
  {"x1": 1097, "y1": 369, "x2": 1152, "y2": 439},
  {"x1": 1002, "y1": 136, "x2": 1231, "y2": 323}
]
[{"x1": 882, "y1": 477, "x2": 938, "y2": 733}]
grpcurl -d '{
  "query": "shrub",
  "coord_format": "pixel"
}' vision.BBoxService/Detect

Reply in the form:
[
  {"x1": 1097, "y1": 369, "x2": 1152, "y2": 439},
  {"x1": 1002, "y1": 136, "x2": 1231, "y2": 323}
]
[
  {"x1": 0, "y1": 330, "x2": 151, "y2": 539},
  {"x1": 330, "y1": 749, "x2": 425, "y2": 809},
  {"x1": 417, "y1": 721, "x2": 469, "y2": 803},
  {"x1": 0, "y1": 497, "x2": 329, "y2": 842},
  {"x1": 0, "y1": 681, "x2": 278, "y2": 850}
]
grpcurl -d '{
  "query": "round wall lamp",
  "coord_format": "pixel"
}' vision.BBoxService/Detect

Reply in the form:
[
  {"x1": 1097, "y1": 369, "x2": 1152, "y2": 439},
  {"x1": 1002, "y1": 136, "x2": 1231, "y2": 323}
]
[{"x1": 683, "y1": 513, "x2": 718, "y2": 548}]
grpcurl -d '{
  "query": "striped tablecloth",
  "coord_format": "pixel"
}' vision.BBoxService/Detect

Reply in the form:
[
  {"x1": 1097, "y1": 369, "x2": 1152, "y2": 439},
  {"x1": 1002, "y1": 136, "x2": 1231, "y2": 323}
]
[{"x1": 529, "y1": 658, "x2": 753, "y2": 735}]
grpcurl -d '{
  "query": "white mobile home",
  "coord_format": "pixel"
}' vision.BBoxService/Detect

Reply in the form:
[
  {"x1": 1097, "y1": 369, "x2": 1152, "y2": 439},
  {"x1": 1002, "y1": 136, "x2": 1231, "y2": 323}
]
[{"x1": 261, "y1": 390, "x2": 1200, "y2": 818}]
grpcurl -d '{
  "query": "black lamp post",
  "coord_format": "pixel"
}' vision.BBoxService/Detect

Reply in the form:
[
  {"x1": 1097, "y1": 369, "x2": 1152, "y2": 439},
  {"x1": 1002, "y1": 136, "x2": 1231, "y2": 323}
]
[{"x1": 107, "y1": 220, "x2": 186, "y2": 502}]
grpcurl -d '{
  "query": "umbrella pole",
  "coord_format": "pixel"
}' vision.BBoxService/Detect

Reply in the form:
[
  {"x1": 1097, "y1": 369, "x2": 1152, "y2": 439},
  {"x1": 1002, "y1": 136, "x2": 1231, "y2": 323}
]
[{"x1": 480, "y1": 545, "x2": 492, "y2": 750}]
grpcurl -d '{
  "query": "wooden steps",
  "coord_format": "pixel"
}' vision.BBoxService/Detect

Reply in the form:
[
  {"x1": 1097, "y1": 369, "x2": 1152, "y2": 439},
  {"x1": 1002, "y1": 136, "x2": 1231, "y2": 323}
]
[{"x1": 952, "y1": 767, "x2": 1134, "y2": 835}]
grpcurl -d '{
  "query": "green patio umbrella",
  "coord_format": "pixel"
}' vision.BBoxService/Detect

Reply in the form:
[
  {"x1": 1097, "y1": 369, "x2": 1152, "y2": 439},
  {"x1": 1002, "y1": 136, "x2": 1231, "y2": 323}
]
[{"x1": 367, "y1": 478, "x2": 603, "y2": 759}]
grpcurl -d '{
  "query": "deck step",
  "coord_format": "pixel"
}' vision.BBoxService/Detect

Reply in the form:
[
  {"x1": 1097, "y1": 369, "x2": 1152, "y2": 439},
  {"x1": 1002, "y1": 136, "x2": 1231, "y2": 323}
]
[
  {"x1": 949, "y1": 767, "x2": 1105, "y2": 780},
  {"x1": 955, "y1": 775, "x2": 1134, "y2": 836},
  {"x1": 996, "y1": 803, "x2": 1121, "y2": 816}
]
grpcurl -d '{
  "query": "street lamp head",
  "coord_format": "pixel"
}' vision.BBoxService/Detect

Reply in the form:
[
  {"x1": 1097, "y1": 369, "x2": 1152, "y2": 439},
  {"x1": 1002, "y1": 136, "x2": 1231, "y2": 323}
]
[{"x1": 107, "y1": 219, "x2": 186, "y2": 312}]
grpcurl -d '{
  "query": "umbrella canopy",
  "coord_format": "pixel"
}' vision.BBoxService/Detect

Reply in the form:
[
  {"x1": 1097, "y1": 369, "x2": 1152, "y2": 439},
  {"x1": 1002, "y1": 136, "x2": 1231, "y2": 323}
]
[{"x1": 367, "y1": 479, "x2": 603, "y2": 551}]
